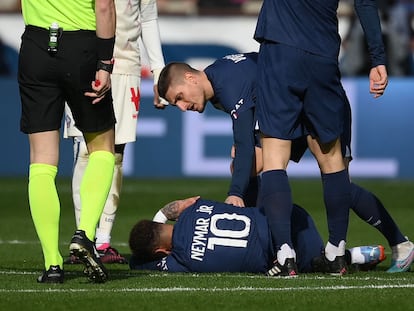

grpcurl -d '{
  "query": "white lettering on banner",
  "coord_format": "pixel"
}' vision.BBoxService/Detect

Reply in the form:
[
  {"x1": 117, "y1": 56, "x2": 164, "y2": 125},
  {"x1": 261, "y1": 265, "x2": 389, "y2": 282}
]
[
  {"x1": 181, "y1": 80, "x2": 398, "y2": 178},
  {"x1": 124, "y1": 80, "x2": 398, "y2": 178},
  {"x1": 183, "y1": 112, "x2": 232, "y2": 176},
  {"x1": 0, "y1": 15, "x2": 404, "y2": 178},
  {"x1": 123, "y1": 117, "x2": 167, "y2": 175},
  {"x1": 158, "y1": 18, "x2": 259, "y2": 54}
]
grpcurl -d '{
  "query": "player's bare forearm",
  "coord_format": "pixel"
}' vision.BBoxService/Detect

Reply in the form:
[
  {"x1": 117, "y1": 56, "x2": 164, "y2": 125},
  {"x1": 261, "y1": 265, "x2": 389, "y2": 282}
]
[
  {"x1": 95, "y1": 0, "x2": 116, "y2": 39},
  {"x1": 160, "y1": 201, "x2": 181, "y2": 221},
  {"x1": 160, "y1": 196, "x2": 201, "y2": 220}
]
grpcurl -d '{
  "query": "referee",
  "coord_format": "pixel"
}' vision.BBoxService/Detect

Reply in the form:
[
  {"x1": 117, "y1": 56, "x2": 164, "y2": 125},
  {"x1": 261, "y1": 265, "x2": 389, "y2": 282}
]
[{"x1": 18, "y1": 0, "x2": 116, "y2": 283}]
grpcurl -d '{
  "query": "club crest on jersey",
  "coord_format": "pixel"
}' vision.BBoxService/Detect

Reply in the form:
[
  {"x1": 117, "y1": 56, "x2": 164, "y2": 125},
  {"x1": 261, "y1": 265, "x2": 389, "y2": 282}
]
[
  {"x1": 223, "y1": 54, "x2": 247, "y2": 64},
  {"x1": 230, "y1": 98, "x2": 244, "y2": 120}
]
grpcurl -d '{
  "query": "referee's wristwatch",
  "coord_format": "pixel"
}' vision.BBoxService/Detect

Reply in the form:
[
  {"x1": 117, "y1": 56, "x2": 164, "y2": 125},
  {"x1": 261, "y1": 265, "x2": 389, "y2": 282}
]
[{"x1": 97, "y1": 60, "x2": 114, "y2": 73}]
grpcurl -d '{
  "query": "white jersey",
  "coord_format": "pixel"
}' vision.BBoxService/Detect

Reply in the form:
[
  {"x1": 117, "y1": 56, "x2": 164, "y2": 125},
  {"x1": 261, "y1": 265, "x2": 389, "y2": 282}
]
[
  {"x1": 113, "y1": 0, "x2": 165, "y2": 82},
  {"x1": 64, "y1": 0, "x2": 165, "y2": 141}
]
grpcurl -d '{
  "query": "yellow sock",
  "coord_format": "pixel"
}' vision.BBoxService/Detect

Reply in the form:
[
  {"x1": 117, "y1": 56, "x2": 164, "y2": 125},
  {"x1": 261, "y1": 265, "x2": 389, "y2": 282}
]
[
  {"x1": 78, "y1": 151, "x2": 115, "y2": 241},
  {"x1": 29, "y1": 163, "x2": 63, "y2": 269}
]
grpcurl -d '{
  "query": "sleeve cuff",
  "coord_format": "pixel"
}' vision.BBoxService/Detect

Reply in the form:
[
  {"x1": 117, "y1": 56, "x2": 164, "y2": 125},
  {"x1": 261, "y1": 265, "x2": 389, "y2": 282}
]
[{"x1": 153, "y1": 210, "x2": 168, "y2": 223}]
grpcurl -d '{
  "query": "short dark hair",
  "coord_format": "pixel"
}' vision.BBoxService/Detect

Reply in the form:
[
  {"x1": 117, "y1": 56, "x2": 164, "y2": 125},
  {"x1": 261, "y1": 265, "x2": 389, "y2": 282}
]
[
  {"x1": 157, "y1": 62, "x2": 197, "y2": 99},
  {"x1": 128, "y1": 220, "x2": 165, "y2": 264}
]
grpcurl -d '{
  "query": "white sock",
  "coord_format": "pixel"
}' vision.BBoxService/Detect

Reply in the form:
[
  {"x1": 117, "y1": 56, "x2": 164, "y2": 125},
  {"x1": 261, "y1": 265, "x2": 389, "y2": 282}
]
[
  {"x1": 95, "y1": 153, "x2": 123, "y2": 248},
  {"x1": 72, "y1": 137, "x2": 89, "y2": 227},
  {"x1": 71, "y1": 137, "x2": 123, "y2": 249},
  {"x1": 277, "y1": 243, "x2": 296, "y2": 265},
  {"x1": 325, "y1": 240, "x2": 346, "y2": 261}
]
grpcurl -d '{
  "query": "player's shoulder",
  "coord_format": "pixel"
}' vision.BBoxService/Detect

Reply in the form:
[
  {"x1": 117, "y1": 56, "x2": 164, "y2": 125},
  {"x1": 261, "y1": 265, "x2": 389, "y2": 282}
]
[
  {"x1": 206, "y1": 52, "x2": 257, "y2": 85},
  {"x1": 191, "y1": 198, "x2": 218, "y2": 209},
  {"x1": 216, "y1": 52, "x2": 258, "y2": 66},
  {"x1": 188, "y1": 198, "x2": 228, "y2": 214}
]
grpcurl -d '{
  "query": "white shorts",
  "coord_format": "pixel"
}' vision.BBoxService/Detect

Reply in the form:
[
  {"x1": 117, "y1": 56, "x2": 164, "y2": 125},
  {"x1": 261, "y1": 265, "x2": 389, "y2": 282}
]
[{"x1": 64, "y1": 73, "x2": 141, "y2": 145}]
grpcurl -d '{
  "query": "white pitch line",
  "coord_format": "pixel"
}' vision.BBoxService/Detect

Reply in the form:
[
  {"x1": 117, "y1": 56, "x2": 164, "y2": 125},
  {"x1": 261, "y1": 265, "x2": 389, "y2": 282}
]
[
  {"x1": 0, "y1": 240, "x2": 40, "y2": 245},
  {"x1": 0, "y1": 240, "x2": 129, "y2": 247},
  {"x1": 0, "y1": 284, "x2": 413, "y2": 293},
  {"x1": 146, "y1": 273, "x2": 413, "y2": 282},
  {"x1": 0, "y1": 270, "x2": 412, "y2": 283}
]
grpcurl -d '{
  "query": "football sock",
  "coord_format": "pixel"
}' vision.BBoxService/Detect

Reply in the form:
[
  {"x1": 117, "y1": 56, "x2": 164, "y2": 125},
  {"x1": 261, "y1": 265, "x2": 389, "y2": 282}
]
[
  {"x1": 325, "y1": 241, "x2": 346, "y2": 261},
  {"x1": 259, "y1": 170, "x2": 294, "y2": 254},
  {"x1": 97, "y1": 243, "x2": 110, "y2": 251},
  {"x1": 95, "y1": 153, "x2": 123, "y2": 248},
  {"x1": 71, "y1": 138, "x2": 89, "y2": 227},
  {"x1": 277, "y1": 244, "x2": 296, "y2": 265},
  {"x1": 350, "y1": 183, "x2": 406, "y2": 247},
  {"x1": 322, "y1": 169, "x2": 350, "y2": 247},
  {"x1": 29, "y1": 163, "x2": 63, "y2": 269},
  {"x1": 78, "y1": 151, "x2": 115, "y2": 241}
]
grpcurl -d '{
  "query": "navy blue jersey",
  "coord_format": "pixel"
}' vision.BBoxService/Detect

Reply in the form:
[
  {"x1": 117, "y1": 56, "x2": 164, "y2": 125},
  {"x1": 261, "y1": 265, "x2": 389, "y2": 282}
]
[
  {"x1": 203, "y1": 53, "x2": 309, "y2": 198},
  {"x1": 204, "y1": 53, "x2": 259, "y2": 199},
  {"x1": 205, "y1": 53, "x2": 258, "y2": 116},
  {"x1": 165, "y1": 199, "x2": 273, "y2": 272},
  {"x1": 129, "y1": 200, "x2": 324, "y2": 273},
  {"x1": 203, "y1": 53, "x2": 310, "y2": 199},
  {"x1": 142, "y1": 199, "x2": 273, "y2": 273},
  {"x1": 254, "y1": 0, "x2": 385, "y2": 66}
]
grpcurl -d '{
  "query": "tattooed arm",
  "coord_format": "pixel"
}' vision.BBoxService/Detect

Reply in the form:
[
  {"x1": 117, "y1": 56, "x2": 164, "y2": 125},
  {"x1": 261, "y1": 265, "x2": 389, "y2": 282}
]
[{"x1": 153, "y1": 196, "x2": 200, "y2": 223}]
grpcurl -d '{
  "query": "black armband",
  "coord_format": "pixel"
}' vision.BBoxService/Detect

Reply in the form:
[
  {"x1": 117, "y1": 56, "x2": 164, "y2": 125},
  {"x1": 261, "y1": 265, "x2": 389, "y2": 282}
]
[
  {"x1": 97, "y1": 36, "x2": 115, "y2": 61},
  {"x1": 97, "y1": 60, "x2": 114, "y2": 73}
]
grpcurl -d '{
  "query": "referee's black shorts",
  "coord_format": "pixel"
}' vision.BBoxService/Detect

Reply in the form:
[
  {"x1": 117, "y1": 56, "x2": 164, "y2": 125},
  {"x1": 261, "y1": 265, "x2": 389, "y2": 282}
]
[{"x1": 18, "y1": 25, "x2": 116, "y2": 134}]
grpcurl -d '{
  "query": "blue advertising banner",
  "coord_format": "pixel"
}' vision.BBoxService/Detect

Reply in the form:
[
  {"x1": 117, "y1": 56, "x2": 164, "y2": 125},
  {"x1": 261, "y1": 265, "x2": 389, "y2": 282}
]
[
  {"x1": 1, "y1": 15, "x2": 413, "y2": 178},
  {"x1": 2, "y1": 76, "x2": 412, "y2": 178}
]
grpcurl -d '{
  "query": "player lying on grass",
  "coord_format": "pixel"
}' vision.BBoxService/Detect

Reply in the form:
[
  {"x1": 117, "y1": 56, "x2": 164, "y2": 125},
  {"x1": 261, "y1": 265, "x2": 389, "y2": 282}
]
[
  {"x1": 128, "y1": 197, "x2": 385, "y2": 274},
  {"x1": 157, "y1": 53, "x2": 413, "y2": 273}
]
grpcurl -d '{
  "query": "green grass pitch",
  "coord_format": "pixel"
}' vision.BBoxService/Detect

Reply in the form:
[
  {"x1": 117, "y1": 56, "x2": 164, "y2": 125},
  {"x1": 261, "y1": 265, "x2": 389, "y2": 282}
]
[{"x1": 0, "y1": 177, "x2": 413, "y2": 310}]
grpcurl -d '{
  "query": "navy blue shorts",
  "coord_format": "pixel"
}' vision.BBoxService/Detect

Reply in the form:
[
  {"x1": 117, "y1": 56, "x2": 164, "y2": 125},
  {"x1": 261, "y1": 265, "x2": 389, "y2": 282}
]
[
  {"x1": 291, "y1": 98, "x2": 352, "y2": 162},
  {"x1": 256, "y1": 41, "x2": 347, "y2": 143},
  {"x1": 18, "y1": 26, "x2": 116, "y2": 134},
  {"x1": 254, "y1": 101, "x2": 351, "y2": 163}
]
